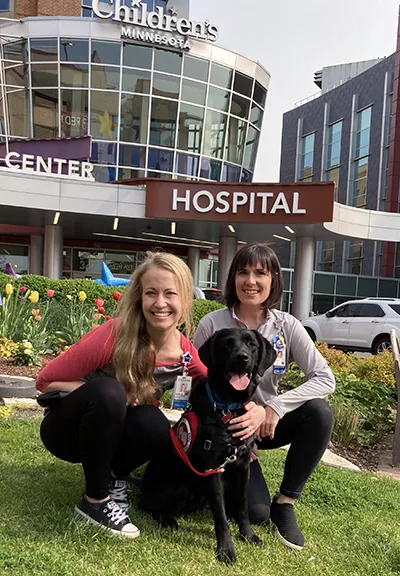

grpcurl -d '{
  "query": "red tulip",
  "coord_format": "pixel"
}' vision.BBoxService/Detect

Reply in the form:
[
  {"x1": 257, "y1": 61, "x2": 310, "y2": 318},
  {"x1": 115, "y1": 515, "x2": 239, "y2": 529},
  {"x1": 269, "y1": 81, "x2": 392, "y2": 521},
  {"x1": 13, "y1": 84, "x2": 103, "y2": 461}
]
[
  {"x1": 113, "y1": 291, "x2": 122, "y2": 301},
  {"x1": 105, "y1": 315, "x2": 111, "y2": 321},
  {"x1": 95, "y1": 298, "x2": 105, "y2": 308},
  {"x1": 47, "y1": 289, "x2": 54, "y2": 298},
  {"x1": 97, "y1": 306, "x2": 105, "y2": 314}
]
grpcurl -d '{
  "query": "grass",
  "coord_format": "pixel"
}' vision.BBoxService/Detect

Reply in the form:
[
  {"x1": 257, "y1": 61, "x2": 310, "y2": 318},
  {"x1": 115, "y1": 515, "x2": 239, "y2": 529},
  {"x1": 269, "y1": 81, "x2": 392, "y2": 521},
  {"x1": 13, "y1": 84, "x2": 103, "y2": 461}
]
[{"x1": 1, "y1": 417, "x2": 400, "y2": 576}]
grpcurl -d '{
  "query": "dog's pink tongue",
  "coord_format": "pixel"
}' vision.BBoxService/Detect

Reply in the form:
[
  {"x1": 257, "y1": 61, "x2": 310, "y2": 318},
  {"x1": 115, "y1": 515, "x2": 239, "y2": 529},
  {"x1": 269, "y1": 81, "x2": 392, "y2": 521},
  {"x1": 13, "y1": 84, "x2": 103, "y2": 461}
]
[{"x1": 229, "y1": 374, "x2": 250, "y2": 391}]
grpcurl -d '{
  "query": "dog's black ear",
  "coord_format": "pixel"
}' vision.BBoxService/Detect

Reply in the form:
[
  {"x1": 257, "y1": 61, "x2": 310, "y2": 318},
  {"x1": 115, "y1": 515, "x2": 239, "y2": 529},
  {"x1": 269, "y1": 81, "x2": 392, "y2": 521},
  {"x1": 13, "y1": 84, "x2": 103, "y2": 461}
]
[
  {"x1": 198, "y1": 332, "x2": 218, "y2": 370},
  {"x1": 252, "y1": 331, "x2": 277, "y2": 376}
]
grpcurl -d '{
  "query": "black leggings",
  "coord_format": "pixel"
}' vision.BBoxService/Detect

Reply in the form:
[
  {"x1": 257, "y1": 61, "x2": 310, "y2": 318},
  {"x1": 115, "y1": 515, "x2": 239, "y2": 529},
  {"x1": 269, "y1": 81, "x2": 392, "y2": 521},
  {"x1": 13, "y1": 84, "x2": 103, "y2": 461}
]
[
  {"x1": 40, "y1": 377, "x2": 171, "y2": 500},
  {"x1": 248, "y1": 398, "x2": 334, "y2": 524}
]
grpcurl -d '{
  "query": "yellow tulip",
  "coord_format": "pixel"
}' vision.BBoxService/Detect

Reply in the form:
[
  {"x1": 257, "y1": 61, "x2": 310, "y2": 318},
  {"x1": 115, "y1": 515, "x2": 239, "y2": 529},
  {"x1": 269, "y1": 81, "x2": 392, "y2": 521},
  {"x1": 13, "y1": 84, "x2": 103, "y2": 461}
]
[
  {"x1": 24, "y1": 348, "x2": 32, "y2": 356},
  {"x1": 5, "y1": 283, "x2": 13, "y2": 296},
  {"x1": 66, "y1": 294, "x2": 73, "y2": 301},
  {"x1": 79, "y1": 291, "x2": 87, "y2": 301},
  {"x1": 28, "y1": 291, "x2": 39, "y2": 303}
]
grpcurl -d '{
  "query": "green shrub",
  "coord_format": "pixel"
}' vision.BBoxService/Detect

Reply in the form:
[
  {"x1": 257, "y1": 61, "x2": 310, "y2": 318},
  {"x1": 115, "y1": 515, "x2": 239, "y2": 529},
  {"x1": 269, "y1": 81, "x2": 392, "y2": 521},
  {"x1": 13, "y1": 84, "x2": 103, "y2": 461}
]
[
  {"x1": 315, "y1": 342, "x2": 356, "y2": 373},
  {"x1": 0, "y1": 272, "x2": 125, "y2": 305},
  {"x1": 192, "y1": 299, "x2": 224, "y2": 327},
  {"x1": 353, "y1": 350, "x2": 396, "y2": 389}
]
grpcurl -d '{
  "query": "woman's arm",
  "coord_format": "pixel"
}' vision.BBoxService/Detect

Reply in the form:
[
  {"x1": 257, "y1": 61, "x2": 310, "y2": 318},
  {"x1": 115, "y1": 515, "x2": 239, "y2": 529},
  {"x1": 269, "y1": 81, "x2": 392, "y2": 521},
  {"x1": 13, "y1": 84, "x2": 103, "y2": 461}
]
[
  {"x1": 40, "y1": 380, "x2": 85, "y2": 393},
  {"x1": 36, "y1": 320, "x2": 116, "y2": 391},
  {"x1": 193, "y1": 316, "x2": 214, "y2": 350},
  {"x1": 266, "y1": 317, "x2": 335, "y2": 418}
]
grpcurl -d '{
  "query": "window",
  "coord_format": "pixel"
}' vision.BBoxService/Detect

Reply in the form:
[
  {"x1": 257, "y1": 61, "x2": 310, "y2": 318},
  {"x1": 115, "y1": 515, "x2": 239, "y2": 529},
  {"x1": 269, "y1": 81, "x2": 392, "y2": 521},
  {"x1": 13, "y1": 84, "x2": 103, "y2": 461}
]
[
  {"x1": 352, "y1": 157, "x2": 368, "y2": 208},
  {"x1": 91, "y1": 41, "x2": 121, "y2": 66},
  {"x1": 203, "y1": 110, "x2": 227, "y2": 159},
  {"x1": 210, "y1": 63, "x2": 232, "y2": 90},
  {"x1": 317, "y1": 241, "x2": 335, "y2": 272},
  {"x1": 0, "y1": 0, "x2": 10, "y2": 11},
  {"x1": 60, "y1": 39, "x2": 89, "y2": 62},
  {"x1": 181, "y1": 79, "x2": 207, "y2": 106},
  {"x1": 298, "y1": 133, "x2": 315, "y2": 181},
  {"x1": 154, "y1": 49, "x2": 182, "y2": 75},
  {"x1": 352, "y1": 106, "x2": 372, "y2": 207},
  {"x1": 334, "y1": 303, "x2": 359, "y2": 317},
  {"x1": 326, "y1": 121, "x2": 342, "y2": 200},
  {"x1": 150, "y1": 98, "x2": 178, "y2": 147},
  {"x1": 61, "y1": 90, "x2": 88, "y2": 137},
  {"x1": 178, "y1": 103, "x2": 204, "y2": 154},
  {"x1": 327, "y1": 121, "x2": 342, "y2": 168},
  {"x1": 356, "y1": 304, "x2": 385, "y2": 318},
  {"x1": 233, "y1": 72, "x2": 253, "y2": 98},
  {"x1": 389, "y1": 305, "x2": 400, "y2": 316},
  {"x1": 345, "y1": 240, "x2": 363, "y2": 275},
  {"x1": 183, "y1": 55, "x2": 209, "y2": 82}
]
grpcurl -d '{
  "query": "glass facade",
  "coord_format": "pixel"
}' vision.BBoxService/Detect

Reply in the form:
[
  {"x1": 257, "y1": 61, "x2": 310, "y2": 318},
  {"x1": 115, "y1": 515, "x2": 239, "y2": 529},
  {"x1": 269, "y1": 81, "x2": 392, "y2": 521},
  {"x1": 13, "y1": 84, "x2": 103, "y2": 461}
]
[
  {"x1": 0, "y1": 36, "x2": 267, "y2": 183},
  {"x1": 326, "y1": 120, "x2": 342, "y2": 201}
]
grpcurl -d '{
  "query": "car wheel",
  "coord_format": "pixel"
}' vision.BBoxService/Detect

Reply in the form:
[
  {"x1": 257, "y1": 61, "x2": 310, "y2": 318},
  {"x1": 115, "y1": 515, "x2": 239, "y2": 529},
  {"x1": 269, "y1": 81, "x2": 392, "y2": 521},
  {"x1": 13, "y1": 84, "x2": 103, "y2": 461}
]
[
  {"x1": 305, "y1": 328, "x2": 316, "y2": 342},
  {"x1": 372, "y1": 336, "x2": 391, "y2": 355}
]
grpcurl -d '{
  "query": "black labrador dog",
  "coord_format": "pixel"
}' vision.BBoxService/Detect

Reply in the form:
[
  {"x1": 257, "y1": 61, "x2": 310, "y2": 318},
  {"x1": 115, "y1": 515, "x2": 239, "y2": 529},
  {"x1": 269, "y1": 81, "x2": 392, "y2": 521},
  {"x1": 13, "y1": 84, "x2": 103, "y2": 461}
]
[{"x1": 140, "y1": 328, "x2": 276, "y2": 564}]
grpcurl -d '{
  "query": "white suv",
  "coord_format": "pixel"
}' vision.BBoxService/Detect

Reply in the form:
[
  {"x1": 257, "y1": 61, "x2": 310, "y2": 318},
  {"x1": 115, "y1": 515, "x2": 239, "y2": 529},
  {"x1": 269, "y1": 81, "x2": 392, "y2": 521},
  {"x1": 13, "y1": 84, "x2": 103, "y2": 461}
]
[{"x1": 302, "y1": 298, "x2": 400, "y2": 354}]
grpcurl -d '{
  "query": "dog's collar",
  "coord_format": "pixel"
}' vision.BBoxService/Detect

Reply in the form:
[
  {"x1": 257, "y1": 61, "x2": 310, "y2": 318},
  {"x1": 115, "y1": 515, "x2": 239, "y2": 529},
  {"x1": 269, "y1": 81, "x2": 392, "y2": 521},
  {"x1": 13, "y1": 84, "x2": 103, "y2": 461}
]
[{"x1": 205, "y1": 382, "x2": 243, "y2": 412}]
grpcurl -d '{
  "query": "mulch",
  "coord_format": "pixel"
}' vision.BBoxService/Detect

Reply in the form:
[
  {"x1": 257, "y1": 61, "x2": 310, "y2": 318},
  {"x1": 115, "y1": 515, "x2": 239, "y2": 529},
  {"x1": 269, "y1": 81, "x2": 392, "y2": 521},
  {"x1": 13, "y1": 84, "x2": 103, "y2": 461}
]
[{"x1": 0, "y1": 356, "x2": 55, "y2": 380}]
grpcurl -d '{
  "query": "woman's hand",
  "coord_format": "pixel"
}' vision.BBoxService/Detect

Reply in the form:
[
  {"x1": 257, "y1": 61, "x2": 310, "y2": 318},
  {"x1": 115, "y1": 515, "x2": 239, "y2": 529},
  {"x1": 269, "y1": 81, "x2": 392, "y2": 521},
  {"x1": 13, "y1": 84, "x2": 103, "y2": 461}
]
[
  {"x1": 257, "y1": 406, "x2": 280, "y2": 441},
  {"x1": 228, "y1": 402, "x2": 267, "y2": 441}
]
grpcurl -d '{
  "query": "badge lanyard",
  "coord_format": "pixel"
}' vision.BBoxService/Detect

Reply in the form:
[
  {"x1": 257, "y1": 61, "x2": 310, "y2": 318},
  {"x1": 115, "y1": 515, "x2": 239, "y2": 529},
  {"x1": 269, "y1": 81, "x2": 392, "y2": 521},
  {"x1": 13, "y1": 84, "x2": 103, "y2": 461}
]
[
  {"x1": 272, "y1": 320, "x2": 286, "y2": 375},
  {"x1": 171, "y1": 352, "x2": 193, "y2": 410}
]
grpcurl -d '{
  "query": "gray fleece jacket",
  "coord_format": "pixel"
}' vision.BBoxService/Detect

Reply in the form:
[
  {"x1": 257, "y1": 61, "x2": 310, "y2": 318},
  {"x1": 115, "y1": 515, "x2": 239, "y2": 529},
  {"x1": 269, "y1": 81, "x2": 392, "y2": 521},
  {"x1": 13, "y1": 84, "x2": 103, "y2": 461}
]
[{"x1": 193, "y1": 307, "x2": 335, "y2": 419}]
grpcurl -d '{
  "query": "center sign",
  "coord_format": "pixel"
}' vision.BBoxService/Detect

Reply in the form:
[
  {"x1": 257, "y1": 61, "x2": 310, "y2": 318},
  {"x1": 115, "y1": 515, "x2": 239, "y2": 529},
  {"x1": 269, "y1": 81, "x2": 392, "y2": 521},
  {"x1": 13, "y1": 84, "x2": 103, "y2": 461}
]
[
  {"x1": 92, "y1": 0, "x2": 219, "y2": 50},
  {"x1": 144, "y1": 181, "x2": 335, "y2": 223}
]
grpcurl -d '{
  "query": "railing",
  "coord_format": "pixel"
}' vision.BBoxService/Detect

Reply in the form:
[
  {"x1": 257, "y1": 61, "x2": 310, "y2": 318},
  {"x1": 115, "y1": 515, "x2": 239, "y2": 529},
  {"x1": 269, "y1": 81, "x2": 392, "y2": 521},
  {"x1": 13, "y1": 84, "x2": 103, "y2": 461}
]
[
  {"x1": 390, "y1": 329, "x2": 400, "y2": 467},
  {"x1": 294, "y1": 79, "x2": 347, "y2": 108}
]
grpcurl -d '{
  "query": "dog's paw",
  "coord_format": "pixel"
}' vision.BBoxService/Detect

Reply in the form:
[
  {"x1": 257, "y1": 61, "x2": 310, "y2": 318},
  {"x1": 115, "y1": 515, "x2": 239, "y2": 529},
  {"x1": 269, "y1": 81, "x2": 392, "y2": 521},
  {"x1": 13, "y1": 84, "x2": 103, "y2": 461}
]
[
  {"x1": 216, "y1": 545, "x2": 236, "y2": 564},
  {"x1": 240, "y1": 531, "x2": 264, "y2": 547}
]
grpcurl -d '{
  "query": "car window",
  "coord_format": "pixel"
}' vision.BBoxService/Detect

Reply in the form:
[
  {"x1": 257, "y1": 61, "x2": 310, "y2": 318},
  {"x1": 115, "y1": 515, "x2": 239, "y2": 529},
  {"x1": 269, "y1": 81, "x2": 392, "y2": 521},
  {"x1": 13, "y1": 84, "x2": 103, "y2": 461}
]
[
  {"x1": 356, "y1": 304, "x2": 385, "y2": 318},
  {"x1": 389, "y1": 304, "x2": 400, "y2": 316},
  {"x1": 334, "y1": 303, "x2": 359, "y2": 318}
]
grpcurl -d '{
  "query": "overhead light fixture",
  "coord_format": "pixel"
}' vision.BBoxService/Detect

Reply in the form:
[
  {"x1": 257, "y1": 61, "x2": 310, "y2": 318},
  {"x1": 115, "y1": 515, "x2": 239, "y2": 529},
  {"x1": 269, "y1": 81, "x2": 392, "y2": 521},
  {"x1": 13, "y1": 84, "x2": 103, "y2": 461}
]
[
  {"x1": 113, "y1": 217, "x2": 119, "y2": 231},
  {"x1": 53, "y1": 211, "x2": 60, "y2": 225},
  {"x1": 228, "y1": 225, "x2": 236, "y2": 233},
  {"x1": 143, "y1": 232, "x2": 215, "y2": 245},
  {"x1": 285, "y1": 226, "x2": 295, "y2": 234},
  {"x1": 93, "y1": 232, "x2": 216, "y2": 250},
  {"x1": 273, "y1": 234, "x2": 291, "y2": 242},
  {"x1": 171, "y1": 222, "x2": 176, "y2": 235}
]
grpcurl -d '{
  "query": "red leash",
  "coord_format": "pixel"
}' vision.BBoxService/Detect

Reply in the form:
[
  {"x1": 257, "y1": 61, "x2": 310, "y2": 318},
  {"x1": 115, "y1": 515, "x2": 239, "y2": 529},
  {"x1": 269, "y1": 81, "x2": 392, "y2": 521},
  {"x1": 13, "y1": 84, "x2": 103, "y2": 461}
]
[{"x1": 169, "y1": 429, "x2": 223, "y2": 477}]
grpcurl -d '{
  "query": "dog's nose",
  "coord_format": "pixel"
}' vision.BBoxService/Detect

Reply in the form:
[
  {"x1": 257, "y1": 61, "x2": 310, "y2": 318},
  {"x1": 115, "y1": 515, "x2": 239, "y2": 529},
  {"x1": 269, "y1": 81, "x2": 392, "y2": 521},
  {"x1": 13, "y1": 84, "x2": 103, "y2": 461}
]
[{"x1": 235, "y1": 352, "x2": 249, "y2": 362}]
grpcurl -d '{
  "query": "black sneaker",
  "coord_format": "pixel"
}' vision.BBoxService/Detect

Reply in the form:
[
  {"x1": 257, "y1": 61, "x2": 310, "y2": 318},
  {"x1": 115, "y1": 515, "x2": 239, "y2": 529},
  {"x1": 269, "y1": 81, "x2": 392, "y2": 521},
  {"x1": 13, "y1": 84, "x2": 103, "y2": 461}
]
[
  {"x1": 75, "y1": 497, "x2": 140, "y2": 538},
  {"x1": 270, "y1": 495, "x2": 304, "y2": 550},
  {"x1": 109, "y1": 479, "x2": 129, "y2": 510}
]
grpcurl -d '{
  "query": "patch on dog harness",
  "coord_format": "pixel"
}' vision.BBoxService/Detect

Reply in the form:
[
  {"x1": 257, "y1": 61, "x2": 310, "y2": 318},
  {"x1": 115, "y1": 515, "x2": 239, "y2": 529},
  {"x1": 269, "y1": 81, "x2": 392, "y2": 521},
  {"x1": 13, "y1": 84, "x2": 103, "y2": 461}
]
[{"x1": 173, "y1": 411, "x2": 199, "y2": 454}]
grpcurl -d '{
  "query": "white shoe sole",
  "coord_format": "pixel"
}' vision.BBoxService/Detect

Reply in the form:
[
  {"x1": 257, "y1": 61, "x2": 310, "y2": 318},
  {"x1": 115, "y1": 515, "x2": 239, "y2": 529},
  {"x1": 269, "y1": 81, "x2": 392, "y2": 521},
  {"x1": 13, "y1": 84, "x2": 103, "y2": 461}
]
[
  {"x1": 75, "y1": 505, "x2": 140, "y2": 538},
  {"x1": 270, "y1": 521, "x2": 304, "y2": 551}
]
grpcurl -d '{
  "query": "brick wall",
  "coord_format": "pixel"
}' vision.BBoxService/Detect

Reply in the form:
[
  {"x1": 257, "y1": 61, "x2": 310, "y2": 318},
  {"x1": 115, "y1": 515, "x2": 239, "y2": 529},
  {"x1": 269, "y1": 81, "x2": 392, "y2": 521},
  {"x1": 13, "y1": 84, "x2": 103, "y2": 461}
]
[{"x1": 16, "y1": 0, "x2": 81, "y2": 17}]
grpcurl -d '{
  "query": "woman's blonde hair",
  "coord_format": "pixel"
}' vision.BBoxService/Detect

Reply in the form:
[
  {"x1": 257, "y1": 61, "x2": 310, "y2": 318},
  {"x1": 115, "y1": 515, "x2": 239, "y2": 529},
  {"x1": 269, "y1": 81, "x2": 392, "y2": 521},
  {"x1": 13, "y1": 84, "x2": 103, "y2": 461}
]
[{"x1": 113, "y1": 252, "x2": 194, "y2": 405}]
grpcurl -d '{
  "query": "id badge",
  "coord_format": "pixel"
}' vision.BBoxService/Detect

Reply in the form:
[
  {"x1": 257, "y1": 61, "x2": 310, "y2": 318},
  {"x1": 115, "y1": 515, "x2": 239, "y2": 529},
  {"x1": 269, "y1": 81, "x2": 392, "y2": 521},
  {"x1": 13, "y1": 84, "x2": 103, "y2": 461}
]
[
  {"x1": 171, "y1": 375, "x2": 193, "y2": 410},
  {"x1": 273, "y1": 334, "x2": 286, "y2": 375}
]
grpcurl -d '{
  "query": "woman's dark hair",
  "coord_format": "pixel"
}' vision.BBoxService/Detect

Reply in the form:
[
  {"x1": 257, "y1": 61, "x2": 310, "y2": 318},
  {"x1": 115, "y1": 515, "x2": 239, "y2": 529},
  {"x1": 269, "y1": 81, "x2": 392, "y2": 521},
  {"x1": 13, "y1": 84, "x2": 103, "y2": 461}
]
[{"x1": 224, "y1": 243, "x2": 284, "y2": 310}]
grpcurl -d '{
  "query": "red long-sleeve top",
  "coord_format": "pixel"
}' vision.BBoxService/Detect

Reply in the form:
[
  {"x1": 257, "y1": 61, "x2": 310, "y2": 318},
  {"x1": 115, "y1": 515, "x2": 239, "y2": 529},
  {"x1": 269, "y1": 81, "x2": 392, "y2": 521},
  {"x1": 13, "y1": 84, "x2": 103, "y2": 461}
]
[{"x1": 36, "y1": 319, "x2": 207, "y2": 392}]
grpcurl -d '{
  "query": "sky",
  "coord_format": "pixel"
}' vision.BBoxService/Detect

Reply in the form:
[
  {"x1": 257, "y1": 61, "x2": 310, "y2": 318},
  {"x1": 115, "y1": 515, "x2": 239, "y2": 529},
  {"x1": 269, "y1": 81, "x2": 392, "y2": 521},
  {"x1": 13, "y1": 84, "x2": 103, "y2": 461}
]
[{"x1": 190, "y1": 0, "x2": 400, "y2": 182}]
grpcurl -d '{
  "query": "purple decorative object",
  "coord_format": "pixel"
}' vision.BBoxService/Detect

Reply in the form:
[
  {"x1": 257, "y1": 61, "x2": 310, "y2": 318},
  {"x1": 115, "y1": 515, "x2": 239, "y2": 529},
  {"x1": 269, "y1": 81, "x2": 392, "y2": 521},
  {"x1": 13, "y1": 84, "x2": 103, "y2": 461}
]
[{"x1": 5, "y1": 262, "x2": 21, "y2": 279}]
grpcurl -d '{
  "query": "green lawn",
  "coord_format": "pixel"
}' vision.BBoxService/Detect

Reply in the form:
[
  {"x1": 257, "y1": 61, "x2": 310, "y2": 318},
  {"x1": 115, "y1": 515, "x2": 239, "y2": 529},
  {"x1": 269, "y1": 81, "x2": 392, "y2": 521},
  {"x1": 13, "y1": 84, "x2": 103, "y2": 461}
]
[{"x1": 1, "y1": 416, "x2": 400, "y2": 576}]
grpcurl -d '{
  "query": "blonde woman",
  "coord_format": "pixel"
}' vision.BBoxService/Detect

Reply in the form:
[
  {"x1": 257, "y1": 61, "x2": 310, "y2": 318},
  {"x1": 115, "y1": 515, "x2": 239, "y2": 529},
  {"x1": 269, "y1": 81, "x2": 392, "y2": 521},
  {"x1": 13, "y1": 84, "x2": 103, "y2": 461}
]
[{"x1": 36, "y1": 253, "x2": 206, "y2": 537}]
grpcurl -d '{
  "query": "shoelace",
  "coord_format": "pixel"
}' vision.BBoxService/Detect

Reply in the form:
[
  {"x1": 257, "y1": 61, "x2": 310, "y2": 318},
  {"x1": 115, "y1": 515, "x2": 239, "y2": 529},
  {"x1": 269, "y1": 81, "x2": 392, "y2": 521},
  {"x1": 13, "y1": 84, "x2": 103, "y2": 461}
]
[
  {"x1": 105, "y1": 500, "x2": 128, "y2": 525},
  {"x1": 110, "y1": 480, "x2": 128, "y2": 500}
]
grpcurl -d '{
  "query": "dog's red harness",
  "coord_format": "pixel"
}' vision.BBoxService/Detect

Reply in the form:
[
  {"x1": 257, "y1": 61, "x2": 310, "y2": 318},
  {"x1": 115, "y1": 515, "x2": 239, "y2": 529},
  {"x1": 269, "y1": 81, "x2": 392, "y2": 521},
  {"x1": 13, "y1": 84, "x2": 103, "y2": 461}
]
[{"x1": 170, "y1": 412, "x2": 225, "y2": 477}]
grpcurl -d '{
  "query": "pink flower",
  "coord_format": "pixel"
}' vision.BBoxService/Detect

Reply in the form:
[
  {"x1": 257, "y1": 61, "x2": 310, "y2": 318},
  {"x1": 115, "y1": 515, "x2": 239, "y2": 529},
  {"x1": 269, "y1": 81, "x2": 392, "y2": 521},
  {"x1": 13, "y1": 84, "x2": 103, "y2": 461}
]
[
  {"x1": 46, "y1": 289, "x2": 54, "y2": 298},
  {"x1": 95, "y1": 298, "x2": 105, "y2": 308},
  {"x1": 20, "y1": 286, "x2": 27, "y2": 293}
]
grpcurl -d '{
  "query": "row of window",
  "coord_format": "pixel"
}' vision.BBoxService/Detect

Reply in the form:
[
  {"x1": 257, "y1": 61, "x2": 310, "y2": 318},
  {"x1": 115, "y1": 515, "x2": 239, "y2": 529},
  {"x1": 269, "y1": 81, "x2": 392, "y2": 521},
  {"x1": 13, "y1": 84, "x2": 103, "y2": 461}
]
[
  {"x1": 3, "y1": 64, "x2": 263, "y2": 128},
  {"x1": 3, "y1": 38, "x2": 267, "y2": 108},
  {"x1": 2, "y1": 88, "x2": 259, "y2": 172}
]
